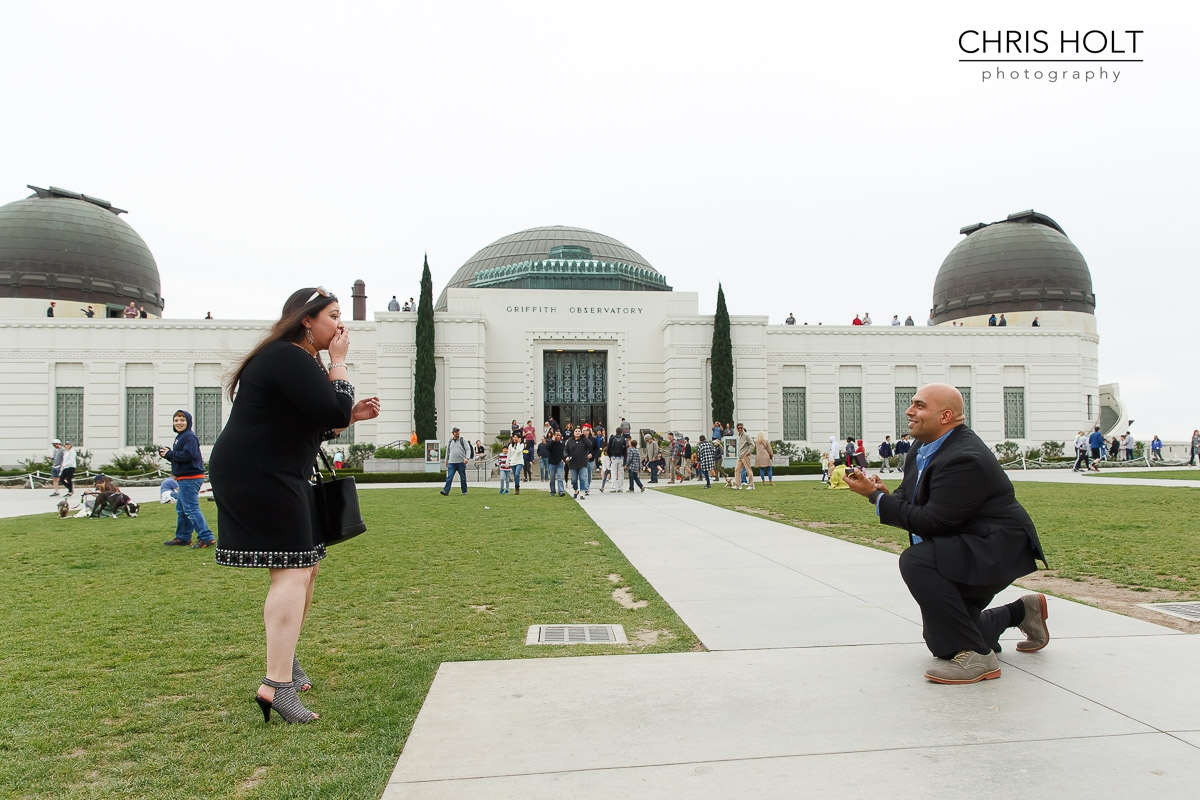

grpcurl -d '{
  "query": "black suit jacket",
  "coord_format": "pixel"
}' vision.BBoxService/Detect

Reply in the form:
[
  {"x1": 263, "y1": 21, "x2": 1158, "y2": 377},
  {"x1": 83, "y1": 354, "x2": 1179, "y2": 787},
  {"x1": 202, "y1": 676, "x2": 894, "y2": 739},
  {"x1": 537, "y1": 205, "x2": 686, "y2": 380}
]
[{"x1": 878, "y1": 426, "x2": 1045, "y2": 586}]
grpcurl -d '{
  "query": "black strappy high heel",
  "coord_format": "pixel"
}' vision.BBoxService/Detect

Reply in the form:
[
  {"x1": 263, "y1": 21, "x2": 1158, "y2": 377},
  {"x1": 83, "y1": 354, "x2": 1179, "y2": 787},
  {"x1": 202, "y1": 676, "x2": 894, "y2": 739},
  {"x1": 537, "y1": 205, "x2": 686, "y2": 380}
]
[
  {"x1": 255, "y1": 677, "x2": 318, "y2": 724},
  {"x1": 293, "y1": 655, "x2": 312, "y2": 692}
]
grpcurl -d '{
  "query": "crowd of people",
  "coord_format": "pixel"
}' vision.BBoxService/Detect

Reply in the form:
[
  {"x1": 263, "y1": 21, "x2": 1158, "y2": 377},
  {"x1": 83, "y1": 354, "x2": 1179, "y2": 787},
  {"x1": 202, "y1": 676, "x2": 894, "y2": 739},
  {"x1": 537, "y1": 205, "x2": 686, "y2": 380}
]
[
  {"x1": 437, "y1": 417, "x2": 784, "y2": 498},
  {"x1": 780, "y1": 311, "x2": 1043, "y2": 327}
]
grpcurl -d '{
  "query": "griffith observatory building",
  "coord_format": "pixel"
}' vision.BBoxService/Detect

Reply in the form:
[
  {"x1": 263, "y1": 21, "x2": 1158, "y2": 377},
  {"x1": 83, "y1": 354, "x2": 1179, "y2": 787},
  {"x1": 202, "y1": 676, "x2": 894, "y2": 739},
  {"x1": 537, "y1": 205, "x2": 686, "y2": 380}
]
[{"x1": 0, "y1": 185, "x2": 1123, "y2": 466}]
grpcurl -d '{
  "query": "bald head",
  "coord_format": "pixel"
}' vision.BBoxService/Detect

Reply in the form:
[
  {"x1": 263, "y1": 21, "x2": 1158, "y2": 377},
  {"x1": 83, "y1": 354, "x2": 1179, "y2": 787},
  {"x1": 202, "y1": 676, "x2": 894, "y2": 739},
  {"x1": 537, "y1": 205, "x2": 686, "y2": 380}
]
[{"x1": 906, "y1": 383, "x2": 966, "y2": 443}]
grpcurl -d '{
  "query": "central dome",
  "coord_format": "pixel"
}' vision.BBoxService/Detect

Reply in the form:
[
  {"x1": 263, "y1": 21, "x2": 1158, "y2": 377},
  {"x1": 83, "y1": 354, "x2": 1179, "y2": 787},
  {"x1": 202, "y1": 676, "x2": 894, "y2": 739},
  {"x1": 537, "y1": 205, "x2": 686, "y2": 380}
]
[{"x1": 436, "y1": 226, "x2": 669, "y2": 310}]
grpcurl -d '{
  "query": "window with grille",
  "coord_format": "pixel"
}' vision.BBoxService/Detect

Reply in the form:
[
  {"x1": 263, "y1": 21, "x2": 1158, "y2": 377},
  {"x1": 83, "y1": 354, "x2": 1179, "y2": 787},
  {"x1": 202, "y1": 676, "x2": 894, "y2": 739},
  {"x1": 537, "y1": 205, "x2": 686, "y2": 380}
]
[
  {"x1": 958, "y1": 387, "x2": 972, "y2": 428},
  {"x1": 1003, "y1": 387, "x2": 1026, "y2": 439},
  {"x1": 839, "y1": 387, "x2": 862, "y2": 439},
  {"x1": 56, "y1": 388, "x2": 84, "y2": 445},
  {"x1": 894, "y1": 387, "x2": 916, "y2": 437},
  {"x1": 126, "y1": 388, "x2": 154, "y2": 446},
  {"x1": 782, "y1": 387, "x2": 806, "y2": 440},
  {"x1": 328, "y1": 426, "x2": 355, "y2": 445},
  {"x1": 194, "y1": 388, "x2": 223, "y2": 445}
]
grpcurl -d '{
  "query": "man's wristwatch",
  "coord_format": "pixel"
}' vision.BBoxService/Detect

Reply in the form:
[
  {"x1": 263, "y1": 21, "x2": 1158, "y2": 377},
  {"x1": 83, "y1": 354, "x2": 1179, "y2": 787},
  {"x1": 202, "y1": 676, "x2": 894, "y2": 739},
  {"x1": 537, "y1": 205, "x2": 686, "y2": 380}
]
[{"x1": 868, "y1": 489, "x2": 885, "y2": 505}]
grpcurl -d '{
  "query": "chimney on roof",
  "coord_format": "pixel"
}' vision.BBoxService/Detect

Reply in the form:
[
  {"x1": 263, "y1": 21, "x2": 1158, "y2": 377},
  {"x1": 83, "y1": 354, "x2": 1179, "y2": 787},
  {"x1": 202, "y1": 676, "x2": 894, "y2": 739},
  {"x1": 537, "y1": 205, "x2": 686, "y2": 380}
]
[{"x1": 352, "y1": 279, "x2": 366, "y2": 321}]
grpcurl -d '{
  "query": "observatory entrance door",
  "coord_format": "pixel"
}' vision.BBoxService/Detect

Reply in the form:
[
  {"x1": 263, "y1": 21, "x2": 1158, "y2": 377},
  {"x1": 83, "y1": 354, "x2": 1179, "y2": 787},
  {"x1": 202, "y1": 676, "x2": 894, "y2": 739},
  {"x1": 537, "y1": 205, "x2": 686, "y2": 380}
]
[{"x1": 544, "y1": 351, "x2": 608, "y2": 431}]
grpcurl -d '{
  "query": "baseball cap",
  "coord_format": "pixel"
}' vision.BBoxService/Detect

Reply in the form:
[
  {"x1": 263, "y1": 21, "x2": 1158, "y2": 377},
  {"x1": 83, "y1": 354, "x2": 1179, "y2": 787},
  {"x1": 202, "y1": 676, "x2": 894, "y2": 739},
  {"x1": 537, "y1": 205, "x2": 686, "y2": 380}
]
[
  {"x1": 452, "y1": 427, "x2": 460, "y2": 432},
  {"x1": 51, "y1": 438, "x2": 61, "y2": 444}
]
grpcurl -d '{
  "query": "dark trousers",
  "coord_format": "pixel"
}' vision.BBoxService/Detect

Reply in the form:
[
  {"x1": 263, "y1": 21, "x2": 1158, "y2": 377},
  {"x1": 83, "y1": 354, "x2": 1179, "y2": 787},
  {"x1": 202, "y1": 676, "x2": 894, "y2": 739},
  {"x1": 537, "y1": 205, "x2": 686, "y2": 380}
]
[
  {"x1": 628, "y1": 470, "x2": 644, "y2": 491},
  {"x1": 899, "y1": 543, "x2": 1021, "y2": 658},
  {"x1": 649, "y1": 460, "x2": 659, "y2": 483}
]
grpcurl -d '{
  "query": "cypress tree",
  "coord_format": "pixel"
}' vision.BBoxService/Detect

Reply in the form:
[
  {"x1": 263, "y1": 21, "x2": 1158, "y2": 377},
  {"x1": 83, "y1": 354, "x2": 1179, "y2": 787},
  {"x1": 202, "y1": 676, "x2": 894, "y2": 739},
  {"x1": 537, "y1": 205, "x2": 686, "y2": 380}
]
[
  {"x1": 414, "y1": 254, "x2": 437, "y2": 441},
  {"x1": 710, "y1": 283, "x2": 734, "y2": 425}
]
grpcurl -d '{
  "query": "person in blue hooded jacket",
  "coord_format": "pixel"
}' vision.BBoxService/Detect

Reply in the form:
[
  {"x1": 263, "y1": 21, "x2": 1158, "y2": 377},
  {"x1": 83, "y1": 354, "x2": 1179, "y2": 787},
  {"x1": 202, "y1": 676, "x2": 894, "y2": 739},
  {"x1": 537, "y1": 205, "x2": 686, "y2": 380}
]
[{"x1": 160, "y1": 409, "x2": 215, "y2": 548}]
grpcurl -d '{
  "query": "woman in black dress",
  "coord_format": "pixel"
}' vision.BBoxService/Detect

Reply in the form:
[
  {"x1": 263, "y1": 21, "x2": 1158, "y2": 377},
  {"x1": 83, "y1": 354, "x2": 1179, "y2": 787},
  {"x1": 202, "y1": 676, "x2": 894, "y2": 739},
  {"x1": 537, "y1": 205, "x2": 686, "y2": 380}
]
[{"x1": 209, "y1": 287, "x2": 380, "y2": 723}]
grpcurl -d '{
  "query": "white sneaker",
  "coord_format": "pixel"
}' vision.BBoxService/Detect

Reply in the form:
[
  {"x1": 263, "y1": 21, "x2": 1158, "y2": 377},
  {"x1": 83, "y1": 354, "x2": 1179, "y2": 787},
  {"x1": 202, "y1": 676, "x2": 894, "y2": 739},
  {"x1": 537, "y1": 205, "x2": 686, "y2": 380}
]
[{"x1": 747, "y1": 485, "x2": 755, "y2": 490}]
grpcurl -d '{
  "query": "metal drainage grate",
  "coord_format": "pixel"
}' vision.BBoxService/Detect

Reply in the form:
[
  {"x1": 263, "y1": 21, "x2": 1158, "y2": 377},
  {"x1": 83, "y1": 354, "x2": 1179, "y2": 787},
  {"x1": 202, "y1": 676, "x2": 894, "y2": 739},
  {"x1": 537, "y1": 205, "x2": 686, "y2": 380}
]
[
  {"x1": 526, "y1": 624, "x2": 628, "y2": 645},
  {"x1": 1137, "y1": 601, "x2": 1200, "y2": 622}
]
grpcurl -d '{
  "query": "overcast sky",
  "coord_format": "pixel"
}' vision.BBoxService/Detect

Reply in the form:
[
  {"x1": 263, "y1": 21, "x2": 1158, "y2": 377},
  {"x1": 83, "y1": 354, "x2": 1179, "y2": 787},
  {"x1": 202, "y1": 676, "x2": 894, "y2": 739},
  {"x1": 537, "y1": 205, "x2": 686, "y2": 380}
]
[{"x1": 5, "y1": 1, "x2": 1196, "y2": 438}]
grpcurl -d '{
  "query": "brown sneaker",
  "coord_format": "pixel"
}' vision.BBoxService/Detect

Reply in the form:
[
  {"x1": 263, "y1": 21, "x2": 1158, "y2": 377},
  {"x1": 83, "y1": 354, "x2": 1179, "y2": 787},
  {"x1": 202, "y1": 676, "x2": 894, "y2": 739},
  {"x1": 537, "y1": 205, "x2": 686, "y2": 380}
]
[
  {"x1": 1016, "y1": 593, "x2": 1050, "y2": 652},
  {"x1": 924, "y1": 650, "x2": 1001, "y2": 684}
]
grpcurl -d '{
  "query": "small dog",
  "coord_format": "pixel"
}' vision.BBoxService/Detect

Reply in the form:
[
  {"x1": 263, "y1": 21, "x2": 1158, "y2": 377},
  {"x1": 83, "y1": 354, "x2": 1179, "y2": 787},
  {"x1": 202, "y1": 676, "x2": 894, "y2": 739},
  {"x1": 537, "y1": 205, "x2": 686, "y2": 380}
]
[
  {"x1": 57, "y1": 499, "x2": 71, "y2": 518},
  {"x1": 89, "y1": 491, "x2": 140, "y2": 518}
]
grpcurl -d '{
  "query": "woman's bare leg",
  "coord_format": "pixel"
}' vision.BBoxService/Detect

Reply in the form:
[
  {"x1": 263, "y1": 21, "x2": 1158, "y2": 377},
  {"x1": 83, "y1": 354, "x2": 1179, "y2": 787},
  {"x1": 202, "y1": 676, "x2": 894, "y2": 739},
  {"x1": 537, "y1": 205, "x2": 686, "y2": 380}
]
[{"x1": 259, "y1": 565, "x2": 317, "y2": 712}]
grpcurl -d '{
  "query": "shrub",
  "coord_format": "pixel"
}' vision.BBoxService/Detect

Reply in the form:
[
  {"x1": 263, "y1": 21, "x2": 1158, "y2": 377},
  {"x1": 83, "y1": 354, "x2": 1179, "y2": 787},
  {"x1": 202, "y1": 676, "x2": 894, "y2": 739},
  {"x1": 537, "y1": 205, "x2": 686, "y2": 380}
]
[
  {"x1": 1024, "y1": 446, "x2": 1042, "y2": 460},
  {"x1": 799, "y1": 447, "x2": 823, "y2": 463},
  {"x1": 101, "y1": 447, "x2": 160, "y2": 473},
  {"x1": 373, "y1": 444, "x2": 424, "y2": 459},
  {"x1": 994, "y1": 441, "x2": 1020, "y2": 461},
  {"x1": 1040, "y1": 441, "x2": 1065, "y2": 459},
  {"x1": 771, "y1": 440, "x2": 799, "y2": 461},
  {"x1": 19, "y1": 455, "x2": 53, "y2": 473}
]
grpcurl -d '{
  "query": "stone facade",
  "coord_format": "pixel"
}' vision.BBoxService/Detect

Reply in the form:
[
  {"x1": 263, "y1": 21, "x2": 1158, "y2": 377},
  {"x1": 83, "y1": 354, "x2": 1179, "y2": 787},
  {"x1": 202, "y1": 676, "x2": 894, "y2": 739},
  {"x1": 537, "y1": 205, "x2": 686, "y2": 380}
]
[{"x1": 0, "y1": 287, "x2": 1101, "y2": 467}]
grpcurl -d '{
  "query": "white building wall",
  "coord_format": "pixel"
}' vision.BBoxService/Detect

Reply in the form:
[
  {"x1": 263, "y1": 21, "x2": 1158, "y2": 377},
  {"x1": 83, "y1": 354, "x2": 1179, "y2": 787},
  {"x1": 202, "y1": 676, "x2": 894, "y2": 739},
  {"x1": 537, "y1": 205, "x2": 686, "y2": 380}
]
[{"x1": 0, "y1": 300, "x2": 1101, "y2": 467}]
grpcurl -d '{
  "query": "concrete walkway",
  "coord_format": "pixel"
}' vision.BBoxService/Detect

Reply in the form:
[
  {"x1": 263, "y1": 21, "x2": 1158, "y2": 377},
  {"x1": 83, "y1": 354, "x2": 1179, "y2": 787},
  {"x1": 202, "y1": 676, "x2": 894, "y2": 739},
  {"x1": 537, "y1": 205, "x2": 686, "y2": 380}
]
[{"x1": 383, "y1": 475, "x2": 1200, "y2": 799}]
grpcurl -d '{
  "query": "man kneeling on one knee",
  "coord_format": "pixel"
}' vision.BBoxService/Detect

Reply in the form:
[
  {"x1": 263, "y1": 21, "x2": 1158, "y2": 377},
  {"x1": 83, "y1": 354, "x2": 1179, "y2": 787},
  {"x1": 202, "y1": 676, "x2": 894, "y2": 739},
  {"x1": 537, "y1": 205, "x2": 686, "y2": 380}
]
[{"x1": 845, "y1": 383, "x2": 1050, "y2": 684}]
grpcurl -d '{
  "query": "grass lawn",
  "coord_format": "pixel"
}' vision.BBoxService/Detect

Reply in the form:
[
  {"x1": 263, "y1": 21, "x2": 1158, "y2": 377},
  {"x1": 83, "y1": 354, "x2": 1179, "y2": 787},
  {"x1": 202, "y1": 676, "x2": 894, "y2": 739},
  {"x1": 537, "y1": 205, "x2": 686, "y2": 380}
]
[
  {"x1": 0, "y1": 490, "x2": 699, "y2": 799},
  {"x1": 1086, "y1": 469, "x2": 1200, "y2": 481},
  {"x1": 669, "y1": 480, "x2": 1200, "y2": 594}
]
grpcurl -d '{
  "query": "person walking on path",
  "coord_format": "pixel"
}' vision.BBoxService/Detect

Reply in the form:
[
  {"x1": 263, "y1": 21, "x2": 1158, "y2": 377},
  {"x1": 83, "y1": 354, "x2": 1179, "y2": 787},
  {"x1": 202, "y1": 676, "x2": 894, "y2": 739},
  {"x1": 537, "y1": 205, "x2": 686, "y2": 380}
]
[
  {"x1": 754, "y1": 431, "x2": 775, "y2": 485},
  {"x1": 894, "y1": 434, "x2": 911, "y2": 473},
  {"x1": 565, "y1": 427, "x2": 592, "y2": 499},
  {"x1": 48, "y1": 439, "x2": 65, "y2": 496},
  {"x1": 666, "y1": 432, "x2": 682, "y2": 484},
  {"x1": 208, "y1": 286, "x2": 381, "y2": 724},
  {"x1": 160, "y1": 409, "x2": 216, "y2": 548},
  {"x1": 644, "y1": 435, "x2": 661, "y2": 483},
  {"x1": 506, "y1": 435, "x2": 525, "y2": 495},
  {"x1": 605, "y1": 428, "x2": 627, "y2": 492},
  {"x1": 546, "y1": 429, "x2": 565, "y2": 497},
  {"x1": 696, "y1": 435, "x2": 718, "y2": 488},
  {"x1": 735, "y1": 423, "x2": 756, "y2": 489},
  {"x1": 59, "y1": 441, "x2": 77, "y2": 496},
  {"x1": 1192, "y1": 430, "x2": 1200, "y2": 466},
  {"x1": 1072, "y1": 431, "x2": 1090, "y2": 472},
  {"x1": 844, "y1": 383, "x2": 1048, "y2": 685},
  {"x1": 625, "y1": 437, "x2": 645, "y2": 492},
  {"x1": 442, "y1": 428, "x2": 471, "y2": 495},
  {"x1": 1088, "y1": 426, "x2": 1104, "y2": 465},
  {"x1": 537, "y1": 436, "x2": 549, "y2": 481},
  {"x1": 878, "y1": 436, "x2": 895, "y2": 473}
]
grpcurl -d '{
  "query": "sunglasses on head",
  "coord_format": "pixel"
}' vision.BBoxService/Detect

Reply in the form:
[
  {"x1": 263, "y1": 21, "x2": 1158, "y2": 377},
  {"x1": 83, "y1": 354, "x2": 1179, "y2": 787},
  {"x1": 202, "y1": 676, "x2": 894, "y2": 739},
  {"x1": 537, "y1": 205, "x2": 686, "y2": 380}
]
[{"x1": 306, "y1": 286, "x2": 337, "y2": 304}]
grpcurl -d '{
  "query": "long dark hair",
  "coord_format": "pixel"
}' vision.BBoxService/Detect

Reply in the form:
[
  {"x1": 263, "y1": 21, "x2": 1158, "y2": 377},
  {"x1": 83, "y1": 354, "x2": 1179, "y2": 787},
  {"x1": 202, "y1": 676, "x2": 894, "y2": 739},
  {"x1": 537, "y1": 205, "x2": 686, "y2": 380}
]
[{"x1": 226, "y1": 288, "x2": 337, "y2": 401}]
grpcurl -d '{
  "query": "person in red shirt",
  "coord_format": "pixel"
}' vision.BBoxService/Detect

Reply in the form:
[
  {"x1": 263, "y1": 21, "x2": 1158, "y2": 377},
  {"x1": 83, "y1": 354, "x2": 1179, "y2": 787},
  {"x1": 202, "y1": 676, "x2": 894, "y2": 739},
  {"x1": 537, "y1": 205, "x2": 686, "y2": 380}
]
[{"x1": 852, "y1": 314, "x2": 863, "y2": 325}]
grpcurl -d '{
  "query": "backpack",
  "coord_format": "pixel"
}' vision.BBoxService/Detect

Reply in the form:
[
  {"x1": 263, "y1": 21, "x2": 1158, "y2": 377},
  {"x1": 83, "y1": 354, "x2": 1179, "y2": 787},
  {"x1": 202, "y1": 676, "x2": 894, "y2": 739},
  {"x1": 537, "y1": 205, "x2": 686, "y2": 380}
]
[{"x1": 608, "y1": 435, "x2": 626, "y2": 457}]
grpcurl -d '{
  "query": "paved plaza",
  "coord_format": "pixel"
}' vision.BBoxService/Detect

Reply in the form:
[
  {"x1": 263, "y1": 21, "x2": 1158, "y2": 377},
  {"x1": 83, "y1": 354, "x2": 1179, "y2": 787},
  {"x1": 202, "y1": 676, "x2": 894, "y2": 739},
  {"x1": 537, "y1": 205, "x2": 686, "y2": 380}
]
[{"x1": 382, "y1": 471, "x2": 1200, "y2": 799}]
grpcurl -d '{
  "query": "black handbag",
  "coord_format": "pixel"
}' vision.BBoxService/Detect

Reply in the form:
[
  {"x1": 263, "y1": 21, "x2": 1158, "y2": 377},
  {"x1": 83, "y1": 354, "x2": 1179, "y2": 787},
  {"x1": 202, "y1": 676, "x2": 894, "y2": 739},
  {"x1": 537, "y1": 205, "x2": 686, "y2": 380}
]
[{"x1": 311, "y1": 450, "x2": 366, "y2": 546}]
